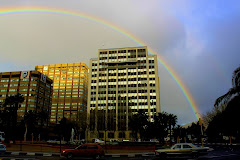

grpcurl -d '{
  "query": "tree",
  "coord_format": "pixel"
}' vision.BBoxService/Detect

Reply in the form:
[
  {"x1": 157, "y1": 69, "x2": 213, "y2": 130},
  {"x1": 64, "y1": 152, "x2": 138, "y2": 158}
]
[
  {"x1": 207, "y1": 66, "x2": 240, "y2": 142},
  {"x1": 38, "y1": 110, "x2": 49, "y2": 127},
  {"x1": 207, "y1": 95, "x2": 240, "y2": 142},
  {"x1": 187, "y1": 121, "x2": 204, "y2": 143},
  {"x1": 202, "y1": 103, "x2": 227, "y2": 127},
  {"x1": 214, "y1": 66, "x2": 240, "y2": 107},
  {"x1": 167, "y1": 113, "x2": 177, "y2": 144},
  {"x1": 173, "y1": 125, "x2": 187, "y2": 143},
  {"x1": 24, "y1": 110, "x2": 39, "y2": 141},
  {"x1": 152, "y1": 112, "x2": 169, "y2": 143},
  {"x1": 76, "y1": 111, "x2": 87, "y2": 140},
  {"x1": 2, "y1": 93, "x2": 24, "y2": 142},
  {"x1": 56, "y1": 117, "x2": 80, "y2": 142},
  {"x1": 129, "y1": 110, "x2": 149, "y2": 140}
]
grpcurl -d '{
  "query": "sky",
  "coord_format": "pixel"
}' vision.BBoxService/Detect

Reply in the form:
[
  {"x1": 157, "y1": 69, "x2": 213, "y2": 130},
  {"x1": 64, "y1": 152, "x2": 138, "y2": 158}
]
[{"x1": 0, "y1": 0, "x2": 240, "y2": 125}]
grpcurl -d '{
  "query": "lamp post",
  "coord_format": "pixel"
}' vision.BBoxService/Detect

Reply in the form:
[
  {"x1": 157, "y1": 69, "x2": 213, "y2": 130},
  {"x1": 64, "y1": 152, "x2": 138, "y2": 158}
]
[
  {"x1": 199, "y1": 118, "x2": 203, "y2": 147},
  {"x1": 104, "y1": 109, "x2": 107, "y2": 152},
  {"x1": 196, "y1": 112, "x2": 204, "y2": 147}
]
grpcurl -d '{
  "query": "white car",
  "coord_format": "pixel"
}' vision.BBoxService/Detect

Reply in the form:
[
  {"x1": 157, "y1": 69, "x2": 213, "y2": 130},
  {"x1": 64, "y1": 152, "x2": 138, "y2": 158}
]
[
  {"x1": 155, "y1": 143, "x2": 209, "y2": 159},
  {"x1": 92, "y1": 138, "x2": 105, "y2": 144}
]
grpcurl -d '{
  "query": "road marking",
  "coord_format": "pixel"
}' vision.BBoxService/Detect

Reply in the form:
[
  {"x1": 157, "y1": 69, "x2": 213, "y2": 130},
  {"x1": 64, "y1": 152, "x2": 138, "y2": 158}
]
[
  {"x1": 112, "y1": 154, "x2": 120, "y2": 157},
  {"x1": 11, "y1": 152, "x2": 19, "y2": 155},
  {"x1": 42, "y1": 153, "x2": 51, "y2": 157},
  {"x1": 128, "y1": 154, "x2": 135, "y2": 157},
  {"x1": 208, "y1": 154, "x2": 237, "y2": 158},
  {"x1": 26, "y1": 153, "x2": 35, "y2": 156}
]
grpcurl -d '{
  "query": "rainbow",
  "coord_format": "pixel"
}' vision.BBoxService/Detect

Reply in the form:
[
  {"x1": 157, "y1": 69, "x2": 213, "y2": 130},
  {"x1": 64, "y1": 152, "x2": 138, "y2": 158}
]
[{"x1": 0, "y1": 6, "x2": 201, "y2": 121}]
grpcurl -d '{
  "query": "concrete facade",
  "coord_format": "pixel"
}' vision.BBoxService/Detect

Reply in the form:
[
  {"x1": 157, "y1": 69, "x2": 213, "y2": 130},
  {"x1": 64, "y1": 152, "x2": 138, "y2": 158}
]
[{"x1": 87, "y1": 46, "x2": 160, "y2": 141}]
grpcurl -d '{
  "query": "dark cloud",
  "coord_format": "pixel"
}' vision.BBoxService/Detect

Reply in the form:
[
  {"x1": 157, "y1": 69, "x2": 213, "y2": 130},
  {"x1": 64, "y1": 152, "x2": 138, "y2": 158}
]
[{"x1": 1, "y1": 0, "x2": 240, "y2": 124}]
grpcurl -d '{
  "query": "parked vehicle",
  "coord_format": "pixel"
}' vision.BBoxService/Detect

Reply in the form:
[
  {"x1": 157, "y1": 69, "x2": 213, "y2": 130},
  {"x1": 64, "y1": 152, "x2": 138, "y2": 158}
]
[
  {"x1": 155, "y1": 143, "x2": 209, "y2": 159},
  {"x1": 0, "y1": 144, "x2": 6, "y2": 153},
  {"x1": 92, "y1": 138, "x2": 105, "y2": 144},
  {"x1": 0, "y1": 132, "x2": 5, "y2": 142},
  {"x1": 122, "y1": 139, "x2": 129, "y2": 142},
  {"x1": 61, "y1": 144, "x2": 105, "y2": 159},
  {"x1": 150, "y1": 139, "x2": 159, "y2": 142},
  {"x1": 110, "y1": 139, "x2": 119, "y2": 142}
]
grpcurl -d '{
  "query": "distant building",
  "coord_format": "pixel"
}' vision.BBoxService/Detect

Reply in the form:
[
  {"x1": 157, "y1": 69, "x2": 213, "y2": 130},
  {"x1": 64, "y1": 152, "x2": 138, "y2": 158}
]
[
  {"x1": 35, "y1": 63, "x2": 89, "y2": 123},
  {"x1": 0, "y1": 70, "x2": 53, "y2": 124},
  {"x1": 87, "y1": 46, "x2": 160, "y2": 141}
]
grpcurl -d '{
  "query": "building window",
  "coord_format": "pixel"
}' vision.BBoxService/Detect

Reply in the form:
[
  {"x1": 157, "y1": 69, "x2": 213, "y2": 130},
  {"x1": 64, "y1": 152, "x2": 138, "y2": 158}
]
[
  {"x1": 119, "y1": 132, "x2": 125, "y2": 138},
  {"x1": 99, "y1": 133, "x2": 104, "y2": 138},
  {"x1": 108, "y1": 133, "x2": 114, "y2": 138}
]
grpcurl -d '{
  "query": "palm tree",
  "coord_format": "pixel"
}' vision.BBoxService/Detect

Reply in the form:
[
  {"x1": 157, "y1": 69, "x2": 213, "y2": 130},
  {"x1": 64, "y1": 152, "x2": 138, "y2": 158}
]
[
  {"x1": 3, "y1": 93, "x2": 24, "y2": 111},
  {"x1": 24, "y1": 110, "x2": 38, "y2": 141},
  {"x1": 153, "y1": 112, "x2": 169, "y2": 143},
  {"x1": 168, "y1": 113, "x2": 177, "y2": 144},
  {"x1": 215, "y1": 66, "x2": 240, "y2": 107},
  {"x1": 129, "y1": 110, "x2": 149, "y2": 140},
  {"x1": 37, "y1": 110, "x2": 49, "y2": 126}
]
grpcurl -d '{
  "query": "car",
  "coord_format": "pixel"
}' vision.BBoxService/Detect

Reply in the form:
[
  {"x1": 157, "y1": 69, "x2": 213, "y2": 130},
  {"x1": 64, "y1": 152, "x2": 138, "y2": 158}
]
[
  {"x1": 155, "y1": 143, "x2": 209, "y2": 159},
  {"x1": 92, "y1": 138, "x2": 105, "y2": 144},
  {"x1": 0, "y1": 144, "x2": 6, "y2": 153},
  {"x1": 110, "y1": 139, "x2": 119, "y2": 142},
  {"x1": 122, "y1": 139, "x2": 130, "y2": 142},
  {"x1": 150, "y1": 139, "x2": 159, "y2": 142},
  {"x1": 61, "y1": 144, "x2": 105, "y2": 159}
]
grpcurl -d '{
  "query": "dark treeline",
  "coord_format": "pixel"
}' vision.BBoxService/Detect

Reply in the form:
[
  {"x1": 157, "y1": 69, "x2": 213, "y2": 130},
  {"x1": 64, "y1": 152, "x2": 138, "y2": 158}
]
[
  {"x1": 205, "y1": 66, "x2": 240, "y2": 142},
  {"x1": 0, "y1": 94, "x2": 86, "y2": 143},
  {"x1": 1, "y1": 66, "x2": 239, "y2": 144}
]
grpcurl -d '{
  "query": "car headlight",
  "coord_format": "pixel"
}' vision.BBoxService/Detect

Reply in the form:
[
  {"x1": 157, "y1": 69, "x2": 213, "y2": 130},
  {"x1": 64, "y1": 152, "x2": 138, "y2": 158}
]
[{"x1": 62, "y1": 151, "x2": 65, "y2": 153}]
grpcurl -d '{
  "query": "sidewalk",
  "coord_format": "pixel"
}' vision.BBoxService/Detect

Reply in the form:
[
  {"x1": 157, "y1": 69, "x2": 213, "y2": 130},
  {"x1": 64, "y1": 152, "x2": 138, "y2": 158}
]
[
  {"x1": 4, "y1": 143, "x2": 155, "y2": 153},
  {"x1": 1, "y1": 151, "x2": 155, "y2": 158},
  {"x1": 1, "y1": 143, "x2": 155, "y2": 158}
]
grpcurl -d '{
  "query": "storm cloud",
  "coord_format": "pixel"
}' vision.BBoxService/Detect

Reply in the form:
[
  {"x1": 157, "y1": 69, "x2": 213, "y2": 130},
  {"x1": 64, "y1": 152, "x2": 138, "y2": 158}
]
[{"x1": 0, "y1": 0, "x2": 239, "y2": 124}]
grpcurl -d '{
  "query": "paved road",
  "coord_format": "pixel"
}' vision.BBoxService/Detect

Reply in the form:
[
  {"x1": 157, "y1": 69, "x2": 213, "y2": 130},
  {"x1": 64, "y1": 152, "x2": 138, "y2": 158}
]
[
  {"x1": 1, "y1": 154, "x2": 240, "y2": 160},
  {"x1": 0, "y1": 145, "x2": 240, "y2": 160}
]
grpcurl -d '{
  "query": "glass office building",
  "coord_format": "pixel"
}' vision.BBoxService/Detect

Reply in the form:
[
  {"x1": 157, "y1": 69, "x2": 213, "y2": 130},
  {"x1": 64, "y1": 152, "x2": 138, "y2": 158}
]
[
  {"x1": 87, "y1": 46, "x2": 160, "y2": 141},
  {"x1": 35, "y1": 63, "x2": 89, "y2": 123},
  {"x1": 0, "y1": 71, "x2": 53, "y2": 124}
]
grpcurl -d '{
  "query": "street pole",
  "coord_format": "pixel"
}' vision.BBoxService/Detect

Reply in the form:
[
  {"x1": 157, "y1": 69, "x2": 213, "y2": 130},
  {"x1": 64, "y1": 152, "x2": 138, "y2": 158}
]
[
  {"x1": 199, "y1": 118, "x2": 203, "y2": 147},
  {"x1": 105, "y1": 129, "x2": 107, "y2": 151},
  {"x1": 60, "y1": 134, "x2": 62, "y2": 153}
]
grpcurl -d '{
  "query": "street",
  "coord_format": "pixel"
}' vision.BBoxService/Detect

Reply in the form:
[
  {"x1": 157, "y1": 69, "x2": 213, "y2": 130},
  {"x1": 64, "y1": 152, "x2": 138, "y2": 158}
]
[{"x1": 1, "y1": 145, "x2": 240, "y2": 160}]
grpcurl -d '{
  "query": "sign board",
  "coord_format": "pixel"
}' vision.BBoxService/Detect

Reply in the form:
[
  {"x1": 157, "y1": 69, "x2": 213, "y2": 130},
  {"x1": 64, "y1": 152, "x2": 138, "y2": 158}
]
[
  {"x1": 41, "y1": 74, "x2": 47, "y2": 83},
  {"x1": 20, "y1": 71, "x2": 30, "y2": 79}
]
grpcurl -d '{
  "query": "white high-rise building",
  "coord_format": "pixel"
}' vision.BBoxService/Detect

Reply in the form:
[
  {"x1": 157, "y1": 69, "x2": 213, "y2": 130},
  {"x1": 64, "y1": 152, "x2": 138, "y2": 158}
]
[{"x1": 87, "y1": 46, "x2": 160, "y2": 141}]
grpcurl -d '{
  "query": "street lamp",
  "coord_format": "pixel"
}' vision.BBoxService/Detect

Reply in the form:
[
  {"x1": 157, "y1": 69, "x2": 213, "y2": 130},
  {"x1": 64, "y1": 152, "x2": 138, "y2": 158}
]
[
  {"x1": 195, "y1": 112, "x2": 204, "y2": 147},
  {"x1": 104, "y1": 109, "x2": 107, "y2": 152}
]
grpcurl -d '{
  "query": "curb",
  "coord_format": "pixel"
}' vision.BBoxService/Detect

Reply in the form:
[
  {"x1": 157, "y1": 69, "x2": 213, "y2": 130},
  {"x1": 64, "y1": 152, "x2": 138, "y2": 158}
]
[
  {"x1": 1, "y1": 151, "x2": 155, "y2": 158},
  {"x1": 1, "y1": 151, "x2": 60, "y2": 157}
]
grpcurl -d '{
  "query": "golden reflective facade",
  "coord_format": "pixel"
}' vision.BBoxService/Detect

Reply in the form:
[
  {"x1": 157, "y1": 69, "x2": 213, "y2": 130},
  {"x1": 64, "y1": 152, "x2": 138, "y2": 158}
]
[
  {"x1": 0, "y1": 71, "x2": 53, "y2": 123},
  {"x1": 35, "y1": 63, "x2": 89, "y2": 123}
]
